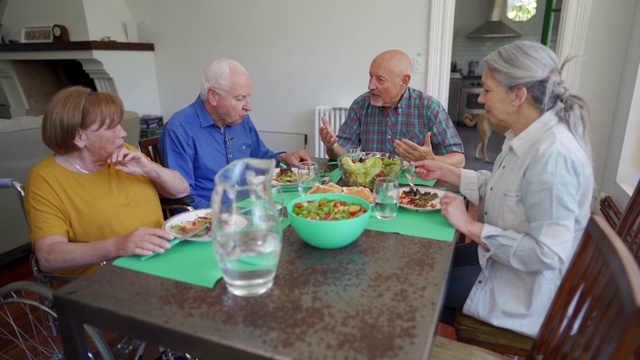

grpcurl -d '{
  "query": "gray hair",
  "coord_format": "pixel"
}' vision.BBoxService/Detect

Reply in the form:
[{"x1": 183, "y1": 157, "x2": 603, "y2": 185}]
[
  {"x1": 199, "y1": 58, "x2": 249, "y2": 100},
  {"x1": 483, "y1": 41, "x2": 591, "y2": 161}
]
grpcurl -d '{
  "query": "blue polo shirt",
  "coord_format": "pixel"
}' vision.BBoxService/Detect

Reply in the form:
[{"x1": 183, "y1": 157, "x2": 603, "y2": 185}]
[{"x1": 159, "y1": 96, "x2": 282, "y2": 209}]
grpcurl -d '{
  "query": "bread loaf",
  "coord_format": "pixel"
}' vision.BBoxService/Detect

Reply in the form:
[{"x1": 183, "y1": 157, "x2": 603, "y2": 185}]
[{"x1": 343, "y1": 186, "x2": 374, "y2": 204}]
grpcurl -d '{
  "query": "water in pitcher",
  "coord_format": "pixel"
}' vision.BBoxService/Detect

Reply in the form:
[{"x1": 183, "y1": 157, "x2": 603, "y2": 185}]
[{"x1": 214, "y1": 230, "x2": 281, "y2": 296}]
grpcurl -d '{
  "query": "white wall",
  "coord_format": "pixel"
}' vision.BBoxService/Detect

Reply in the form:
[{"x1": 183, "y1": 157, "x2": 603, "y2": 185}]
[
  {"x1": 598, "y1": 2, "x2": 640, "y2": 205},
  {"x1": 124, "y1": 0, "x2": 430, "y2": 153}
]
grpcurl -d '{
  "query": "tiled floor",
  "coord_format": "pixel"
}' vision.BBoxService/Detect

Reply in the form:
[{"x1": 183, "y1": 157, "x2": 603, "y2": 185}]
[{"x1": 456, "y1": 123, "x2": 505, "y2": 172}]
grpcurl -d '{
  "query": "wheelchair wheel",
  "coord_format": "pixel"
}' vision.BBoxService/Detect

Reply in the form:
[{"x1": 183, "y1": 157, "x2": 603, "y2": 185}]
[{"x1": 0, "y1": 281, "x2": 113, "y2": 359}]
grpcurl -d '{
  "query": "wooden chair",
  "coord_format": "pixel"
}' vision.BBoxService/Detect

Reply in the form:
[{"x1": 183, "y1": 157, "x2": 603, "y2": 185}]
[
  {"x1": 431, "y1": 215, "x2": 640, "y2": 359},
  {"x1": 600, "y1": 179, "x2": 640, "y2": 359},
  {"x1": 138, "y1": 136, "x2": 195, "y2": 218},
  {"x1": 139, "y1": 136, "x2": 165, "y2": 165},
  {"x1": 613, "y1": 179, "x2": 640, "y2": 263},
  {"x1": 454, "y1": 181, "x2": 640, "y2": 355}
]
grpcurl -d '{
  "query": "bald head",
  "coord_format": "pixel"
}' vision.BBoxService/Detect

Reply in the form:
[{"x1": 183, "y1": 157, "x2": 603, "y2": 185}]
[{"x1": 372, "y1": 50, "x2": 412, "y2": 78}]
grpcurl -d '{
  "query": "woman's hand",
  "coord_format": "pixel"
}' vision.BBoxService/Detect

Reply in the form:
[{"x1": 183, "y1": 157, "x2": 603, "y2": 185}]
[
  {"x1": 413, "y1": 159, "x2": 461, "y2": 186},
  {"x1": 34, "y1": 227, "x2": 177, "y2": 272},
  {"x1": 115, "y1": 227, "x2": 176, "y2": 257},
  {"x1": 108, "y1": 148, "x2": 154, "y2": 176},
  {"x1": 440, "y1": 192, "x2": 486, "y2": 248},
  {"x1": 439, "y1": 192, "x2": 469, "y2": 229},
  {"x1": 412, "y1": 159, "x2": 443, "y2": 181}
]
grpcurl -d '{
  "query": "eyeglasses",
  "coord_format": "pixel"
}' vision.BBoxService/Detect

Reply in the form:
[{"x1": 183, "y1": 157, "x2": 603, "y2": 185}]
[{"x1": 225, "y1": 134, "x2": 234, "y2": 164}]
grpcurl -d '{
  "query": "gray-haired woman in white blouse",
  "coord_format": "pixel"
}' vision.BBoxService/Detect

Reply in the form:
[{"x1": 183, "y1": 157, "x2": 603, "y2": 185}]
[{"x1": 413, "y1": 40, "x2": 594, "y2": 337}]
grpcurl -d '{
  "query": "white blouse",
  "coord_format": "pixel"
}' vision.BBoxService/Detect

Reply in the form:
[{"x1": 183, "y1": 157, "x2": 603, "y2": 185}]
[{"x1": 458, "y1": 110, "x2": 594, "y2": 337}]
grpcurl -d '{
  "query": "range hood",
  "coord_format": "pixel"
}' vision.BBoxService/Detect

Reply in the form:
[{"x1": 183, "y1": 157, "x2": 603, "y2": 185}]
[{"x1": 465, "y1": 0, "x2": 521, "y2": 38}]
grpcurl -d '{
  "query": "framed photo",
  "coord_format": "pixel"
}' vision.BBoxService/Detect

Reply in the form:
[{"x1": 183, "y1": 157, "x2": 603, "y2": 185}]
[{"x1": 21, "y1": 26, "x2": 52, "y2": 43}]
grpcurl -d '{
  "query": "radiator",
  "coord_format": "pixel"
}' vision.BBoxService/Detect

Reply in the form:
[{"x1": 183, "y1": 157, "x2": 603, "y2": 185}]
[{"x1": 314, "y1": 106, "x2": 349, "y2": 158}]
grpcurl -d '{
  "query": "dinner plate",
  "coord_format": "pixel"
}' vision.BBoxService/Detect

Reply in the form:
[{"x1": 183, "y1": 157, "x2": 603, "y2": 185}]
[
  {"x1": 272, "y1": 167, "x2": 299, "y2": 190},
  {"x1": 398, "y1": 186, "x2": 446, "y2": 212},
  {"x1": 163, "y1": 208, "x2": 250, "y2": 241}
]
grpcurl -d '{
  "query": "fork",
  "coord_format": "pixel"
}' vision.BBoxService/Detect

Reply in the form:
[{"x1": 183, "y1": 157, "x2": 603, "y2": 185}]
[
  {"x1": 140, "y1": 224, "x2": 207, "y2": 261},
  {"x1": 405, "y1": 172, "x2": 417, "y2": 191}
]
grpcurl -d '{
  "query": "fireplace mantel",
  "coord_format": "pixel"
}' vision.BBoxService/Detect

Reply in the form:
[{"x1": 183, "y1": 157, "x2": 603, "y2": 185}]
[
  {"x1": 0, "y1": 41, "x2": 161, "y2": 117},
  {"x1": 0, "y1": 41, "x2": 154, "y2": 53}
]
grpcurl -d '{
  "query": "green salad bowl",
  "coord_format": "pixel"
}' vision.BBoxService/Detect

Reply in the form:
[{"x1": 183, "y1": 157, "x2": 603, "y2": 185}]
[
  {"x1": 287, "y1": 193, "x2": 371, "y2": 249},
  {"x1": 337, "y1": 151, "x2": 403, "y2": 190}
]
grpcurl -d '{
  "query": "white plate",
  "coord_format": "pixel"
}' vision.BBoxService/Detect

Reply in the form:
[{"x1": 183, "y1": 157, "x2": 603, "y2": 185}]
[
  {"x1": 272, "y1": 167, "x2": 298, "y2": 190},
  {"x1": 398, "y1": 186, "x2": 446, "y2": 212},
  {"x1": 163, "y1": 208, "x2": 250, "y2": 241}
]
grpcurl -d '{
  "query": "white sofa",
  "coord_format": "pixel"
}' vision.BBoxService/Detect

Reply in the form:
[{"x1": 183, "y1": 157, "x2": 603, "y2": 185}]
[{"x1": 0, "y1": 111, "x2": 140, "y2": 265}]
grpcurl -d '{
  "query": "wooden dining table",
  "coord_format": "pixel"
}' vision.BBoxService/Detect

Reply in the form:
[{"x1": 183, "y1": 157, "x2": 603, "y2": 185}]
[{"x1": 54, "y1": 159, "x2": 459, "y2": 359}]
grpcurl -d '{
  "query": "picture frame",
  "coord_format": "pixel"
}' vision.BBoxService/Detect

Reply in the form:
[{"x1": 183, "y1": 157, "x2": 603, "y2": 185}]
[{"x1": 21, "y1": 26, "x2": 52, "y2": 43}]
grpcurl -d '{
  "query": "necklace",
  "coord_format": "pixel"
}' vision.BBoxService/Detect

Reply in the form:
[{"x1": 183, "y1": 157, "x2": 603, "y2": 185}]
[{"x1": 60, "y1": 154, "x2": 92, "y2": 174}]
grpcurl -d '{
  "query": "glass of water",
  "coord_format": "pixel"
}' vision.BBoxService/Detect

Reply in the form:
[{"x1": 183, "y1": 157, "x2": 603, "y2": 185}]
[
  {"x1": 271, "y1": 183, "x2": 285, "y2": 218},
  {"x1": 374, "y1": 177, "x2": 400, "y2": 220},
  {"x1": 298, "y1": 161, "x2": 319, "y2": 196}
]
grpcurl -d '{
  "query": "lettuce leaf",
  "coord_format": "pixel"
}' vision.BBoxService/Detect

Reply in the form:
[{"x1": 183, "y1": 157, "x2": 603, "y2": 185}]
[{"x1": 341, "y1": 156, "x2": 383, "y2": 185}]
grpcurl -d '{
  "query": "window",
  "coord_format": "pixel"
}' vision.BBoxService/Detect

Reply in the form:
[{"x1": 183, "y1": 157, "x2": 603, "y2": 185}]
[
  {"x1": 506, "y1": 0, "x2": 537, "y2": 22},
  {"x1": 617, "y1": 62, "x2": 640, "y2": 195},
  {"x1": 541, "y1": 0, "x2": 563, "y2": 47}
]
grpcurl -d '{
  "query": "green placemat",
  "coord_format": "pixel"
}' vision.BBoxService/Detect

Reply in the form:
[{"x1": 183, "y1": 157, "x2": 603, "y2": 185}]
[
  {"x1": 113, "y1": 241, "x2": 222, "y2": 288},
  {"x1": 365, "y1": 208, "x2": 455, "y2": 242},
  {"x1": 398, "y1": 169, "x2": 436, "y2": 186},
  {"x1": 114, "y1": 219, "x2": 291, "y2": 287},
  {"x1": 283, "y1": 191, "x2": 301, "y2": 206},
  {"x1": 330, "y1": 168, "x2": 342, "y2": 183}
]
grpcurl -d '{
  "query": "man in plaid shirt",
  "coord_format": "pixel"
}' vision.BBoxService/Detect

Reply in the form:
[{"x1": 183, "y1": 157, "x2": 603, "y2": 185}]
[{"x1": 319, "y1": 50, "x2": 465, "y2": 167}]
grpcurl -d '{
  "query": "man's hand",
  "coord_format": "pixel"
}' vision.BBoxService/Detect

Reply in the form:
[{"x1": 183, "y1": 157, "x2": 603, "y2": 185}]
[
  {"x1": 319, "y1": 116, "x2": 345, "y2": 159},
  {"x1": 279, "y1": 150, "x2": 311, "y2": 167},
  {"x1": 319, "y1": 116, "x2": 338, "y2": 148},
  {"x1": 394, "y1": 131, "x2": 435, "y2": 162}
]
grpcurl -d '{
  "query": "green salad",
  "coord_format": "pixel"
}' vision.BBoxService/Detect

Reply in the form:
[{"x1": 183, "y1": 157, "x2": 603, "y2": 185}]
[
  {"x1": 275, "y1": 168, "x2": 297, "y2": 184},
  {"x1": 340, "y1": 155, "x2": 402, "y2": 189},
  {"x1": 291, "y1": 197, "x2": 368, "y2": 221}
]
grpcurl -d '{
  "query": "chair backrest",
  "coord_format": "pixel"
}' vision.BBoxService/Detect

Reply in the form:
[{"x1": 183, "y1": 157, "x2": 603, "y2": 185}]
[
  {"x1": 599, "y1": 195, "x2": 622, "y2": 229},
  {"x1": 530, "y1": 215, "x2": 640, "y2": 359},
  {"x1": 137, "y1": 137, "x2": 195, "y2": 218},
  {"x1": 139, "y1": 136, "x2": 163, "y2": 166},
  {"x1": 258, "y1": 130, "x2": 307, "y2": 153},
  {"x1": 616, "y1": 180, "x2": 640, "y2": 263}
]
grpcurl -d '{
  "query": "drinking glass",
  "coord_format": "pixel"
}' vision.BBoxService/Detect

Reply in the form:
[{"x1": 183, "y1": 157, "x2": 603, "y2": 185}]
[
  {"x1": 373, "y1": 177, "x2": 400, "y2": 220},
  {"x1": 298, "y1": 161, "x2": 319, "y2": 196},
  {"x1": 271, "y1": 183, "x2": 285, "y2": 218},
  {"x1": 211, "y1": 158, "x2": 282, "y2": 297},
  {"x1": 345, "y1": 146, "x2": 362, "y2": 157}
]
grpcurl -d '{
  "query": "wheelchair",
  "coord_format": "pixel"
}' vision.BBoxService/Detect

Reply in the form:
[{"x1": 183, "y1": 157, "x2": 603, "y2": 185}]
[{"x1": 0, "y1": 178, "x2": 195, "y2": 359}]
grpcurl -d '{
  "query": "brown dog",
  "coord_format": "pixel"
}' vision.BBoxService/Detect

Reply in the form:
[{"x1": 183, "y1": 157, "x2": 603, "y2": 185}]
[{"x1": 462, "y1": 113, "x2": 509, "y2": 163}]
